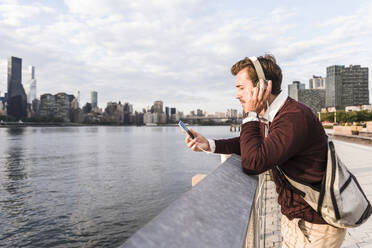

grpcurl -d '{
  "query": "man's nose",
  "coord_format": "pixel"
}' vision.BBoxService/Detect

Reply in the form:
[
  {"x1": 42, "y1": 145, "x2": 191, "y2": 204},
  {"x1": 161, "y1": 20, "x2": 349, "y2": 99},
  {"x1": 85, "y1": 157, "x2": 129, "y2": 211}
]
[{"x1": 235, "y1": 92, "x2": 240, "y2": 99}]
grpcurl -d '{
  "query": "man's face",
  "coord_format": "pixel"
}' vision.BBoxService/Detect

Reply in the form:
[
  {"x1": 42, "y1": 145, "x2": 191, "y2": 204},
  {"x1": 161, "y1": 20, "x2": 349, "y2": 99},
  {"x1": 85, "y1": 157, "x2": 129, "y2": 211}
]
[{"x1": 235, "y1": 68, "x2": 255, "y2": 105}]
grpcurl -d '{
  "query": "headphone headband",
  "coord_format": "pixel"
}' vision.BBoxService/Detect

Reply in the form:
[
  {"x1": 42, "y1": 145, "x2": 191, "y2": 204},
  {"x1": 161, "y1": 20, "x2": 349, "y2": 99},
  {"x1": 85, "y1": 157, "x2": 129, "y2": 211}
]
[{"x1": 249, "y1": 56, "x2": 266, "y2": 81}]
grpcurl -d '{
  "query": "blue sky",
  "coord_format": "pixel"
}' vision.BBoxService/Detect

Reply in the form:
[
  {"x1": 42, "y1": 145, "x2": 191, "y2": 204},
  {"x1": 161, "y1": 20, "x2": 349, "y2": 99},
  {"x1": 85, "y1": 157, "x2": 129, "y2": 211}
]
[{"x1": 0, "y1": 0, "x2": 371, "y2": 113}]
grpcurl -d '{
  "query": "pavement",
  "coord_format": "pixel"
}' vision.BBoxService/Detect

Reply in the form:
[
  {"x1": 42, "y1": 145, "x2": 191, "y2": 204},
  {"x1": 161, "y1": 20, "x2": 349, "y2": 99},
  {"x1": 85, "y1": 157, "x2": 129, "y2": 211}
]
[
  {"x1": 334, "y1": 140, "x2": 372, "y2": 248},
  {"x1": 258, "y1": 139, "x2": 372, "y2": 248}
]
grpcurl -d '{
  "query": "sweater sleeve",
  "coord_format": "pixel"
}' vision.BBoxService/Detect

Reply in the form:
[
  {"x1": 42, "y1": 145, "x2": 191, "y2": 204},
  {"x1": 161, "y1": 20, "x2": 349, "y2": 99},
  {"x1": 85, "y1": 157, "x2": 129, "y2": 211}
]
[
  {"x1": 214, "y1": 137, "x2": 241, "y2": 155},
  {"x1": 239, "y1": 111, "x2": 309, "y2": 175}
]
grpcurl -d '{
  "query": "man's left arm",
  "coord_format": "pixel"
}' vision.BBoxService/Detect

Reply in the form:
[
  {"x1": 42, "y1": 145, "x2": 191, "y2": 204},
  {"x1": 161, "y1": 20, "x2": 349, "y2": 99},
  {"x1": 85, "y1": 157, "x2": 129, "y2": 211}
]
[{"x1": 239, "y1": 112, "x2": 309, "y2": 175}]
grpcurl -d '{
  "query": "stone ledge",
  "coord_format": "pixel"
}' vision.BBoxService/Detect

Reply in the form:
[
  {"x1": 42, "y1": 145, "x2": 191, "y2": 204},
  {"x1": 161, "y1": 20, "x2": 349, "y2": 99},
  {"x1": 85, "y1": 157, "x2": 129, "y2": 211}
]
[
  {"x1": 330, "y1": 134, "x2": 372, "y2": 145},
  {"x1": 121, "y1": 154, "x2": 258, "y2": 248}
]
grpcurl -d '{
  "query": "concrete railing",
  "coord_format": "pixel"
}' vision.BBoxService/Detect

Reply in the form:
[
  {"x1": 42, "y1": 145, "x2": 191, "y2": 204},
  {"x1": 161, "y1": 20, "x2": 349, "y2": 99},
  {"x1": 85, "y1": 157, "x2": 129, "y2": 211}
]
[
  {"x1": 120, "y1": 154, "x2": 258, "y2": 248},
  {"x1": 334, "y1": 125, "x2": 363, "y2": 135},
  {"x1": 367, "y1": 121, "x2": 372, "y2": 132}
]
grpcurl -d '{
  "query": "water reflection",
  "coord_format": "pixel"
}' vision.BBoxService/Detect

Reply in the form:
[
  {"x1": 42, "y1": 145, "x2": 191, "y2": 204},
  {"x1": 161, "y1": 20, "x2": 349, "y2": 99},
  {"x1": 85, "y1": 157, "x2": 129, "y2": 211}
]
[
  {"x1": 1, "y1": 127, "x2": 29, "y2": 241},
  {"x1": 6, "y1": 127, "x2": 26, "y2": 136},
  {"x1": 4, "y1": 147, "x2": 27, "y2": 194},
  {"x1": 4, "y1": 127, "x2": 27, "y2": 195}
]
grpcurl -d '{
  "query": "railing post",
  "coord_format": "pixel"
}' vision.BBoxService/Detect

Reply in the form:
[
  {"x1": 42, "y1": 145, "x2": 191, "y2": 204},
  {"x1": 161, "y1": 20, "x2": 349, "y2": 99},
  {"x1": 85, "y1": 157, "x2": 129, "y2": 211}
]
[{"x1": 247, "y1": 171, "x2": 282, "y2": 248}]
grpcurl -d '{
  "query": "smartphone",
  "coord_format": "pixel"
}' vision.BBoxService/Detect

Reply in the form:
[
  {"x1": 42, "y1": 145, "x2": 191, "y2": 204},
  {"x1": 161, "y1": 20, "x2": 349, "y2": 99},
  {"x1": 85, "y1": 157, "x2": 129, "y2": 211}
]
[{"x1": 178, "y1": 121, "x2": 195, "y2": 139}]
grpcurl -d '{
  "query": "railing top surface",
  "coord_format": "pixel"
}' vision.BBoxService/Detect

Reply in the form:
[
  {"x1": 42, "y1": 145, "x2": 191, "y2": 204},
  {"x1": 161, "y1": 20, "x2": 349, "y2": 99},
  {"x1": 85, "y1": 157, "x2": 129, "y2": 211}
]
[{"x1": 120, "y1": 154, "x2": 258, "y2": 248}]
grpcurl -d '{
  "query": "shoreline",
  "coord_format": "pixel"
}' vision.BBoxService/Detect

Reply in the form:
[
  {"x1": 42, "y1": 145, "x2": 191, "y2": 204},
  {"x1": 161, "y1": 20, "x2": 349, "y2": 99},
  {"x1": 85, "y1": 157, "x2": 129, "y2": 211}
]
[{"x1": 0, "y1": 123, "x2": 237, "y2": 128}]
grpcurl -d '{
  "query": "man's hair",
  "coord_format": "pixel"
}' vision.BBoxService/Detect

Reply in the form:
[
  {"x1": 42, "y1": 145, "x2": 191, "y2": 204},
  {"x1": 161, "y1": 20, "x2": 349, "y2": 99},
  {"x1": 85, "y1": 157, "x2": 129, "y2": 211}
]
[{"x1": 231, "y1": 54, "x2": 282, "y2": 95}]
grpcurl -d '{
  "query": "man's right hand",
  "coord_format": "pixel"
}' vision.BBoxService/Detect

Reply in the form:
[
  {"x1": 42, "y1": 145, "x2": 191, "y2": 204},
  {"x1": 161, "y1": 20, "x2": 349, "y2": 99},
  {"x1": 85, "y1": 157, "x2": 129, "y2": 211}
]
[{"x1": 183, "y1": 128, "x2": 211, "y2": 152}]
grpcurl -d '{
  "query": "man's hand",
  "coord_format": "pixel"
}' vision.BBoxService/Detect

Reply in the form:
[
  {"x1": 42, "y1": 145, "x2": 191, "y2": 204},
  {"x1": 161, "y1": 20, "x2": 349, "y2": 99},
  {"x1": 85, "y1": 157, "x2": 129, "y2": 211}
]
[
  {"x1": 243, "y1": 79, "x2": 272, "y2": 113},
  {"x1": 183, "y1": 128, "x2": 211, "y2": 152}
]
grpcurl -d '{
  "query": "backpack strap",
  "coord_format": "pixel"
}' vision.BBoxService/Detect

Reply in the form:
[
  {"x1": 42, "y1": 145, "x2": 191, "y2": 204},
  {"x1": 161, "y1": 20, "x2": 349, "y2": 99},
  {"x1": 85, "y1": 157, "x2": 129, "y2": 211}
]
[{"x1": 275, "y1": 166, "x2": 306, "y2": 197}]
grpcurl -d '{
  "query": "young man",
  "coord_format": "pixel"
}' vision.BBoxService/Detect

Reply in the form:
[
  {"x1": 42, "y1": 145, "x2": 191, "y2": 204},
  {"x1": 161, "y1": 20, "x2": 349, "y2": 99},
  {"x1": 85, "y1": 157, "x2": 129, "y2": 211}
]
[{"x1": 183, "y1": 55, "x2": 346, "y2": 248}]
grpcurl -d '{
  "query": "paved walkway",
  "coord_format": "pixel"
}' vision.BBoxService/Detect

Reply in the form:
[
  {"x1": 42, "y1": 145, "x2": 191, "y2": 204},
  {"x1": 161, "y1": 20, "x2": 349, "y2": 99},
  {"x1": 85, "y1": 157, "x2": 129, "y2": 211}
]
[
  {"x1": 334, "y1": 140, "x2": 372, "y2": 248},
  {"x1": 259, "y1": 139, "x2": 372, "y2": 248}
]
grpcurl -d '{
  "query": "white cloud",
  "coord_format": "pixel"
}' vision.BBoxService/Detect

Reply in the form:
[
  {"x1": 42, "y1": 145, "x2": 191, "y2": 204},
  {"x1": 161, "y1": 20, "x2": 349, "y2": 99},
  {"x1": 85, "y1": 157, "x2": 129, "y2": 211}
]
[
  {"x1": 0, "y1": 1, "x2": 371, "y2": 113},
  {"x1": 0, "y1": 0, "x2": 55, "y2": 26}
]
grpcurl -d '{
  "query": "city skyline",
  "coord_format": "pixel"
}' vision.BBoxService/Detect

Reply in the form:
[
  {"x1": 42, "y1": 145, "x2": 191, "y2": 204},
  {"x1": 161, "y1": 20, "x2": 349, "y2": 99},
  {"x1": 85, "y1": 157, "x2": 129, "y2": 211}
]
[
  {"x1": 1, "y1": 54, "x2": 370, "y2": 117},
  {"x1": 0, "y1": 1, "x2": 372, "y2": 113}
]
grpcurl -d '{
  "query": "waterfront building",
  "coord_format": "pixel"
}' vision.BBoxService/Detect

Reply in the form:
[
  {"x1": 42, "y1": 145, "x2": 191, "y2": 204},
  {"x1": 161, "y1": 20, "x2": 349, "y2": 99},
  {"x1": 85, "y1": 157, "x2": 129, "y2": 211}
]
[
  {"x1": 143, "y1": 110, "x2": 166, "y2": 124},
  {"x1": 226, "y1": 109, "x2": 238, "y2": 118},
  {"x1": 129, "y1": 104, "x2": 133, "y2": 113},
  {"x1": 31, "y1": 98, "x2": 40, "y2": 114},
  {"x1": 309, "y1": 75, "x2": 325, "y2": 89},
  {"x1": 288, "y1": 81, "x2": 326, "y2": 113},
  {"x1": 298, "y1": 89, "x2": 326, "y2": 113},
  {"x1": 362, "y1": 105, "x2": 372, "y2": 111},
  {"x1": 71, "y1": 98, "x2": 79, "y2": 110},
  {"x1": 214, "y1": 112, "x2": 226, "y2": 118},
  {"x1": 55, "y1": 93, "x2": 71, "y2": 121},
  {"x1": 197, "y1": 109, "x2": 204, "y2": 116},
  {"x1": 75, "y1": 90, "x2": 80, "y2": 103},
  {"x1": 345, "y1": 106, "x2": 362, "y2": 112},
  {"x1": 154, "y1": 112, "x2": 166, "y2": 124},
  {"x1": 167, "y1": 107, "x2": 177, "y2": 121},
  {"x1": 70, "y1": 108, "x2": 84, "y2": 123},
  {"x1": 0, "y1": 101, "x2": 6, "y2": 116},
  {"x1": 134, "y1": 111, "x2": 144, "y2": 125},
  {"x1": 326, "y1": 65, "x2": 369, "y2": 109},
  {"x1": 288, "y1": 81, "x2": 305, "y2": 101},
  {"x1": 103, "y1": 102, "x2": 124, "y2": 123},
  {"x1": 91, "y1": 91, "x2": 98, "y2": 108},
  {"x1": 153, "y1": 100, "x2": 163, "y2": 113},
  {"x1": 7, "y1": 56, "x2": 27, "y2": 120},
  {"x1": 67, "y1": 94, "x2": 75, "y2": 104},
  {"x1": 165, "y1": 107, "x2": 169, "y2": 119},
  {"x1": 143, "y1": 112, "x2": 153, "y2": 124},
  {"x1": 39, "y1": 93, "x2": 55, "y2": 118},
  {"x1": 82, "y1": 102, "x2": 92, "y2": 113},
  {"x1": 170, "y1": 107, "x2": 176, "y2": 115},
  {"x1": 0, "y1": 95, "x2": 6, "y2": 114},
  {"x1": 123, "y1": 102, "x2": 133, "y2": 124},
  {"x1": 177, "y1": 111, "x2": 183, "y2": 120},
  {"x1": 26, "y1": 66, "x2": 37, "y2": 104}
]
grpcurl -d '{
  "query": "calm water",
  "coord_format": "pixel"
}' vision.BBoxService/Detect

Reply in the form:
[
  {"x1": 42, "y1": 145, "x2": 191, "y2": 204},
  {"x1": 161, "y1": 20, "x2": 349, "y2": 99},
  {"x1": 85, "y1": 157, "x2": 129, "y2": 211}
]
[{"x1": 0, "y1": 126, "x2": 236, "y2": 248}]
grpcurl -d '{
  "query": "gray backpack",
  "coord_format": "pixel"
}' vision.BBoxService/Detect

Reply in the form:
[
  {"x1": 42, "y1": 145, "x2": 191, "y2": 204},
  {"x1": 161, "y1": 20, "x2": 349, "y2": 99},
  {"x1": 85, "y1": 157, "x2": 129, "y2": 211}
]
[{"x1": 277, "y1": 136, "x2": 372, "y2": 228}]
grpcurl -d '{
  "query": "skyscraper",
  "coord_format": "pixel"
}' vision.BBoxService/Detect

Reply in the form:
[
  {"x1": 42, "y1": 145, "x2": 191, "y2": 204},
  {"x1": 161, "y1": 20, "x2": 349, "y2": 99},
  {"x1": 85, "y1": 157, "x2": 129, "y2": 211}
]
[
  {"x1": 288, "y1": 81, "x2": 305, "y2": 101},
  {"x1": 153, "y1": 100, "x2": 163, "y2": 113},
  {"x1": 91, "y1": 91, "x2": 98, "y2": 108},
  {"x1": 298, "y1": 89, "x2": 326, "y2": 113},
  {"x1": 288, "y1": 81, "x2": 325, "y2": 113},
  {"x1": 75, "y1": 90, "x2": 80, "y2": 104},
  {"x1": 55, "y1": 93, "x2": 71, "y2": 122},
  {"x1": 7, "y1": 56, "x2": 27, "y2": 120},
  {"x1": 309, "y1": 75, "x2": 325, "y2": 89},
  {"x1": 170, "y1": 107, "x2": 176, "y2": 115},
  {"x1": 39, "y1": 93, "x2": 55, "y2": 118},
  {"x1": 165, "y1": 106, "x2": 169, "y2": 119},
  {"x1": 326, "y1": 65, "x2": 369, "y2": 109},
  {"x1": 26, "y1": 66, "x2": 37, "y2": 104}
]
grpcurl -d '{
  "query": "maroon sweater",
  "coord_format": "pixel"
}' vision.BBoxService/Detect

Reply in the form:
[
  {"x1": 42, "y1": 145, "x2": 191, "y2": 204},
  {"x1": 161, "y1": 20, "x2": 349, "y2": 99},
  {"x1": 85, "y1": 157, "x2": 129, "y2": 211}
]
[{"x1": 215, "y1": 97, "x2": 327, "y2": 224}]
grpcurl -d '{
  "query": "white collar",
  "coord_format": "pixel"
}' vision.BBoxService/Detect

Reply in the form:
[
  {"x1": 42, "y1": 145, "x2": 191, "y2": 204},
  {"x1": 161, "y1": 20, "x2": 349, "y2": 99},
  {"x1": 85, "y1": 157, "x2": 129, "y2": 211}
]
[{"x1": 262, "y1": 91, "x2": 288, "y2": 122}]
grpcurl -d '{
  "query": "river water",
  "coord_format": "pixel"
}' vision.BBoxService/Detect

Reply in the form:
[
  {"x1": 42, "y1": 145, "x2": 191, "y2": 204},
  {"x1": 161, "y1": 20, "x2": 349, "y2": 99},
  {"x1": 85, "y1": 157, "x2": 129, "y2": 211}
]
[{"x1": 0, "y1": 126, "x2": 237, "y2": 248}]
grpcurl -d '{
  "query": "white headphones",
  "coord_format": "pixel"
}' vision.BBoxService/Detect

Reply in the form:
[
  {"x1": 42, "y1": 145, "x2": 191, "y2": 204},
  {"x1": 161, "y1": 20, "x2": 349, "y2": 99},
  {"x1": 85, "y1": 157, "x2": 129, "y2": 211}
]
[
  {"x1": 248, "y1": 56, "x2": 270, "y2": 122},
  {"x1": 249, "y1": 56, "x2": 267, "y2": 82}
]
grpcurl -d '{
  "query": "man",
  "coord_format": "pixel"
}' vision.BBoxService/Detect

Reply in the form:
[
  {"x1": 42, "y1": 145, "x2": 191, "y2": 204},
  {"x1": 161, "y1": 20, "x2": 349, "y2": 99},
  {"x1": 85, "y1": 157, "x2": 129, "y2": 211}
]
[{"x1": 183, "y1": 55, "x2": 346, "y2": 248}]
